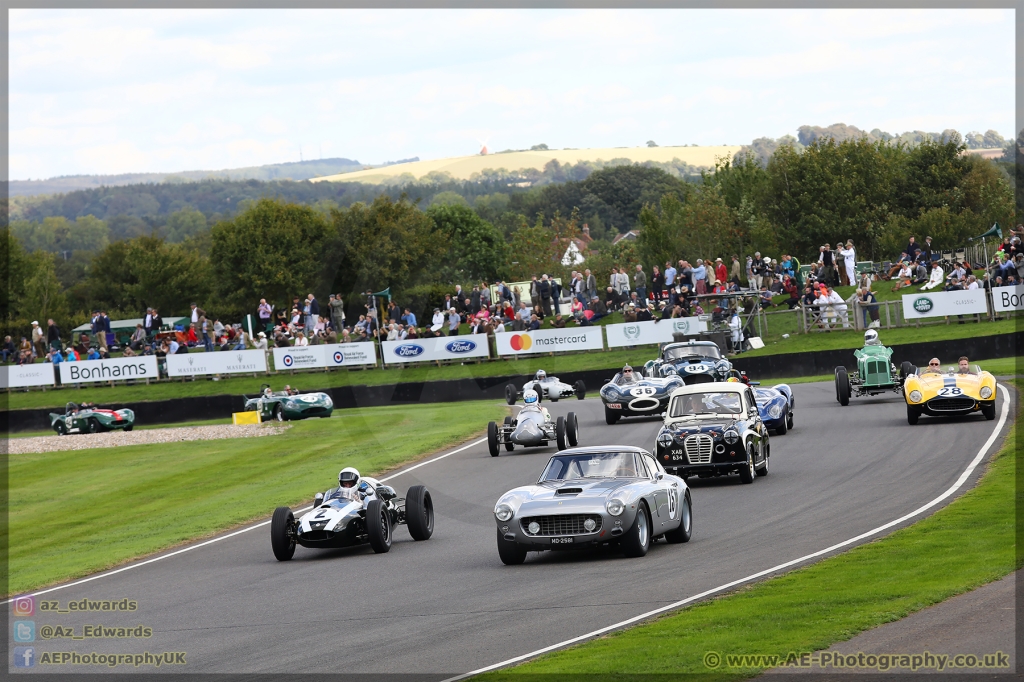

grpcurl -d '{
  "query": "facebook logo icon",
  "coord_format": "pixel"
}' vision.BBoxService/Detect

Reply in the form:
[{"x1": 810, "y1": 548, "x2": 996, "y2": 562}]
[{"x1": 13, "y1": 646, "x2": 35, "y2": 668}]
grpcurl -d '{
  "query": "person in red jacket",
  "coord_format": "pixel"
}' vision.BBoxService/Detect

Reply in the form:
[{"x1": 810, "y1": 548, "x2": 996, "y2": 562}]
[{"x1": 715, "y1": 258, "x2": 728, "y2": 285}]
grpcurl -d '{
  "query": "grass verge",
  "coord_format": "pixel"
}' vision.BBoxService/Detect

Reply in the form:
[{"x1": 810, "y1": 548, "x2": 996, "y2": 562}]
[
  {"x1": 476, "y1": 382, "x2": 1018, "y2": 681},
  {"x1": 7, "y1": 400, "x2": 503, "y2": 596}
]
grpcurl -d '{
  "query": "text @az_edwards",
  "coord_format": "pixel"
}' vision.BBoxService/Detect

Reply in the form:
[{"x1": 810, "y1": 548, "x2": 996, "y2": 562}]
[{"x1": 703, "y1": 650, "x2": 1011, "y2": 672}]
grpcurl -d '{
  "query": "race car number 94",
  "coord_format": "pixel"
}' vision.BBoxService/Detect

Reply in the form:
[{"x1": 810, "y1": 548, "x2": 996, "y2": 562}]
[{"x1": 937, "y1": 387, "x2": 963, "y2": 397}]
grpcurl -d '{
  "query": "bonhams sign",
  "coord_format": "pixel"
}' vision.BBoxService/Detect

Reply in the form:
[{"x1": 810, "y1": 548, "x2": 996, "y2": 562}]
[
  {"x1": 166, "y1": 349, "x2": 268, "y2": 377},
  {"x1": 59, "y1": 356, "x2": 158, "y2": 384}
]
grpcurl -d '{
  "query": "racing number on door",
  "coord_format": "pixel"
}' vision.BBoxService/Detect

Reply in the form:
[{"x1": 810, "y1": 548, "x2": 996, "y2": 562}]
[{"x1": 937, "y1": 387, "x2": 963, "y2": 397}]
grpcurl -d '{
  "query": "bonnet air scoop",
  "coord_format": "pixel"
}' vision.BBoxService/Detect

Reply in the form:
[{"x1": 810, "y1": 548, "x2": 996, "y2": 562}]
[{"x1": 556, "y1": 487, "x2": 583, "y2": 495}]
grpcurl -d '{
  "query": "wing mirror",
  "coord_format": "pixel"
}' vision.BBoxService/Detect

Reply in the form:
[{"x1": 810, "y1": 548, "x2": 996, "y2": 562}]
[{"x1": 314, "y1": 492, "x2": 324, "y2": 507}]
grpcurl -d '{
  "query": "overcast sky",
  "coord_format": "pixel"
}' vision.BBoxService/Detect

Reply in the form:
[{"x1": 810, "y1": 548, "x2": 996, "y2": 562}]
[{"x1": 9, "y1": 8, "x2": 1015, "y2": 180}]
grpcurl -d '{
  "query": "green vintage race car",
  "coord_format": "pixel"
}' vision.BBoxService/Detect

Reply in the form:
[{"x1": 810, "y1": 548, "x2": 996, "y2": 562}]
[
  {"x1": 834, "y1": 330, "x2": 913, "y2": 406},
  {"x1": 243, "y1": 384, "x2": 334, "y2": 421},
  {"x1": 49, "y1": 402, "x2": 135, "y2": 435}
]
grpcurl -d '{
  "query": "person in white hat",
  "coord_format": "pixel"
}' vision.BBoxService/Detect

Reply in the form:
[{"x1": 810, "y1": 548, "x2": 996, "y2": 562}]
[
  {"x1": 31, "y1": 320, "x2": 46, "y2": 359},
  {"x1": 254, "y1": 331, "x2": 268, "y2": 351}
]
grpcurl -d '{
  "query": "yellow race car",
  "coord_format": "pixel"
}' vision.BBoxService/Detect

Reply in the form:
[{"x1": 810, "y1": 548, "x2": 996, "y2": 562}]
[{"x1": 903, "y1": 364, "x2": 996, "y2": 425}]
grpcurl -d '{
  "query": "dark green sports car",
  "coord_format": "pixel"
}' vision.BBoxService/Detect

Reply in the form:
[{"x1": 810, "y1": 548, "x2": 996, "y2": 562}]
[
  {"x1": 243, "y1": 385, "x2": 334, "y2": 421},
  {"x1": 49, "y1": 402, "x2": 135, "y2": 435}
]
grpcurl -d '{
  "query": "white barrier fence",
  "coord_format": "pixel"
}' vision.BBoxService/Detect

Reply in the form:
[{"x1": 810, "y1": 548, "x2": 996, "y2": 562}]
[
  {"x1": 604, "y1": 318, "x2": 708, "y2": 348},
  {"x1": 273, "y1": 343, "x2": 376, "y2": 370},
  {"x1": 494, "y1": 327, "x2": 605, "y2": 357},
  {"x1": 1, "y1": 363, "x2": 56, "y2": 389},
  {"x1": 59, "y1": 356, "x2": 160, "y2": 385},
  {"x1": 381, "y1": 337, "x2": 490, "y2": 365},
  {"x1": 902, "y1": 289, "x2": 988, "y2": 319},
  {"x1": 992, "y1": 285, "x2": 1024, "y2": 312},
  {"x1": 166, "y1": 349, "x2": 268, "y2": 377}
]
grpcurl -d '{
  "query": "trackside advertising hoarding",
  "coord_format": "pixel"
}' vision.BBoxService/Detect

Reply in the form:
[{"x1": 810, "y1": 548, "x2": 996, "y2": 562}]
[
  {"x1": 273, "y1": 343, "x2": 376, "y2": 370},
  {"x1": 381, "y1": 337, "x2": 490, "y2": 365},
  {"x1": 902, "y1": 289, "x2": 988, "y2": 319},
  {"x1": 604, "y1": 318, "x2": 709, "y2": 348},
  {"x1": 991, "y1": 285, "x2": 1024, "y2": 312},
  {"x1": 1, "y1": 363, "x2": 56, "y2": 389},
  {"x1": 495, "y1": 328, "x2": 604, "y2": 357},
  {"x1": 166, "y1": 349, "x2": 268, "y2": 377},
  {"x1": 59, "y1": 356, "x2": 159, "y2": 385}
]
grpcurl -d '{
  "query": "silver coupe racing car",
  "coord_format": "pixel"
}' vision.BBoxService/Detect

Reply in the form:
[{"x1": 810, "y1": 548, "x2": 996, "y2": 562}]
[
  {"x1": 488, "y1": 390, "x2": 579, "y2": 456},
  {"x1": 493, "y1": 446, "x2": 692, "y2": 564},
  {"x1": 270, "y1": 467, "x2": 433, "y2": 559},
  {"x1": 505, "y1": 370, "x2": 586, "y2": 404}
]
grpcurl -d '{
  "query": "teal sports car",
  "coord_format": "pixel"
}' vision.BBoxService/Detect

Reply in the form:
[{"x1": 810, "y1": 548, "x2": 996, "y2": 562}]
[
  {"x1": 243, "y1": 385, "x2": 334, "y2": 421},
  {"x1": 50, "y1": 402, "x2": 135, "y2": 435}
]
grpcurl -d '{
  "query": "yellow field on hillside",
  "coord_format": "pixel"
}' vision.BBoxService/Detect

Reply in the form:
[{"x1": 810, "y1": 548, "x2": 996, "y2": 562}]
[{"x1": 311, "y1": 145, "x2": 742, "y2": 184}]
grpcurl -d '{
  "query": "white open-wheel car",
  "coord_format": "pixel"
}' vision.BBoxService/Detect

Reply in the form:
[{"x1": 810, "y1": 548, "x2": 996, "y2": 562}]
[
  {"x1": 505, "y1": 370, "x2": 586, "y2": 404},
  {"x1": 487, "y1": 399, "x2": 580, "y2": 457}
]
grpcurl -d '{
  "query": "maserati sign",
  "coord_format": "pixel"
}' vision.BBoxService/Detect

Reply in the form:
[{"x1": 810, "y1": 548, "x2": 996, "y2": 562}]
[{"x1": 167, "y1": 349, "x2": 268, "y2": 377}]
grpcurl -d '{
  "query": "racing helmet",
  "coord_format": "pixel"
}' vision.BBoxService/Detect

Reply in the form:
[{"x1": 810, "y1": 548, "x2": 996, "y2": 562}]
[
  {"x1": 727, "y1": 377, "x2": 740, "y2": 383},
  {"x1": 338, "y1": 467, "x2": 361, "y2": 489},
  {"x1": 523, "y1": 389, "x2": 539, "y2": 404},
  {"x1": 263, "y1": 387, "x2": 273, "y2": 397},
  {"x1": 864, "y1": 329, "x2": 880, "y2": 346},
  {"x1": 535, "y1": 370, "x2": 547, "y2": 381}
]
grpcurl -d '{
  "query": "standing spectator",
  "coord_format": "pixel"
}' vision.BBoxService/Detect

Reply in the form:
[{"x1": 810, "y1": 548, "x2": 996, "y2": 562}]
[
  {"x1": 838, "y1": 240, "x2": 857, "y2": 287},
  {"x1": 329, "y1": 295, "x2": 346, "y2": 332},
  {"x1": 480, "y1": 281, "x2": 492, "y2": 309},
  {"x1": 585, "y1": 269, "x2": 597, "y2": 302},
  {"x1": 634, "y1": 264, "x2": 648, "y2": 305},
  {"x1": 150, "y1": 308, "x2": 163, "y2": 336},
  {"x1": 538, "y1": 275, "x2": 553, "y2": 317},
  {"x1": 651, "y1": 265, "x2": 664, "y2": 302},
  {"x1": 614, "y1": 266, "x2": 630, "y2": 298},
  {"x1": 704, "y1": 259, "x2": 717, "y2": 290},
  {"x1": 47, "y1": 318, "x2": 61, "y2": 352},
  {"x1": 818, "y1": 245, "x2": 838, "y2": 287},
  {"x1": 258, "y1": 299, "x2": 273, "y2": 330},
  {"x1": 447, "y1": 308, "x2": 461, "y2": 336},
  {"x1": 470, "y1": 285, "x2": 482, "y2": 315},
  {"x1": 745, "y1": 256, "x2": 754, "y2": 288},
  {"x1": 143, "y1": 307, "x2": 155, "y2": 338},
  {"x1": 750, "y1": 252, "x2": 765, "y2": 290},
  {"x1": 31, "y1": 320, "x2": 46, "y2": 359},
  {"x1": 919, "y1": 236, "x2": 934, "y2": 263},
  {"x1": 305, "y1": 293, "x2": 319, "y2": 332},
  {"x1": 857, "y1": 288, "x2": 880, "y2": 328},
  {"x1": 402, "y1": 308, "x2": 417, "y2": 328},
  {"x1": 730, "y1": 255, "x2": 742, "y2": 287},
  {"x1": 905, "y1": 236, "x2": 920, "y2": 261},
  {"x1": 551, "y1": 276, "x2": 563, "y2": 315},
  {"x1": 692, "y1": 259, "x2": 707, "y2": 296},
  {"x1": 663, "y1": 262, "x2": 677, "y2": 305},
  {"x1": 715, "y1": 258, "x2": 728, "y2": 287},
  {"x1": 190, "y1": 302, "x2": 201, "y2": 329},
  {"x1": 529, "y1": 276, "x2": 541, "y2": 313}
]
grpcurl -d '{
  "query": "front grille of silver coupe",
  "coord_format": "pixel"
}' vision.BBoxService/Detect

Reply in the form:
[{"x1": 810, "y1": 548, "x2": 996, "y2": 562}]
[
  {"x1": 928, "y1": 397, "x2": 975, "y2": 412},
  {"x1": 520, "y1": 514, "x2": 602, "y2": 536},
  {"x1": 684, "y1": 434, "x2": 714, "y2": 464}
]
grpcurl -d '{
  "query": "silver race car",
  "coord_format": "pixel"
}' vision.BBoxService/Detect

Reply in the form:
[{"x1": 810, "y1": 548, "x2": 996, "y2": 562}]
[
  {"x1": 505, "y1": 370, "x2": 586, "y2": 404},
  {"x1": 493, "y1": 446, "x2": 692, "y2": 564},
  {"x1": 488, "y1": 390, "x2": 579, "y2": 456},
  {"x1": 270, "y1": 467, "x2": 434, "y2": 560}
]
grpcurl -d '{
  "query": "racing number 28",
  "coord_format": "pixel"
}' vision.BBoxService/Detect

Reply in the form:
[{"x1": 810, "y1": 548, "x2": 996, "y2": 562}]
[{"x1": 937, "y1": 387, "x2": 963, "y2": 397}]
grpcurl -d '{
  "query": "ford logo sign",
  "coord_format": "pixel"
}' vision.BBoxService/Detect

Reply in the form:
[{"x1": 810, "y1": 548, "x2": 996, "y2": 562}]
[
  {"x1": 395, "y1": 344, "x2": 425, "y2": 357},
  {"x1": 445, "y1": 340, "x2": 476, "y2": 354}
]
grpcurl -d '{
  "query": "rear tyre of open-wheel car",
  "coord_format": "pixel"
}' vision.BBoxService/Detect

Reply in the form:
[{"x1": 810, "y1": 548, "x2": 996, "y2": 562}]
[
  {"x1": 664, "y1": 492, "x2": 692, "y2": 544},
  {"x1": 621, "y1": 501, "x2": 651, "y2": 557},
  {"x1": 270, "y1": 507, "x2": 296, "y2": 561},
  {"x1": 504, "y1": 383, "x2": 517, "y2": 405},
  {"x1": 574, "y1": 380, "x2": 586, "y2": 400},
  {"x1": 496, "y1": 529, "x2": 528, "y2": 565},
  {"x1": 487, "y1": 421, "x2": 500, "y2": 457},
  {"x1": 556, "y1": 416, "x2": 568, "y2": 450},
  {"x1": 566, "y1": 411, "x2": 579, "y2": 447},
  {"x1": 900, "y1": 361, "x2": 915, "y2": 383},
  {"x1": 366, "y1": 499, "x2": 392, "y2": 553},
  {"x1": 405, "y1": 485, "x2": 434, "y2": 541},
  {"x1": 835, "y1": 367, "x2": 850, "y2": 406}
]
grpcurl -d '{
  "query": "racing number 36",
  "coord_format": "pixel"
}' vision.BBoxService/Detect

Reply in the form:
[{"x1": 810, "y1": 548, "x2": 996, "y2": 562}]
[{"x1": 937, "y1": 387, "x2": 963, "y2": 397}]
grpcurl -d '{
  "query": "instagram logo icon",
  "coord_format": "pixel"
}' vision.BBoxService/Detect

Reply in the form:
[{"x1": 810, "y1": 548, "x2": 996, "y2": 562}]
[{"x1": 13, "y1": 596, "x2": 34, "y2": 617}]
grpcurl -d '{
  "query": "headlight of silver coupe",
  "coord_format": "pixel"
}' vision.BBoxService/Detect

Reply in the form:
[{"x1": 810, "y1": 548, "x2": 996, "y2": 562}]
[
  {"x1": 980, "y1": 386, "x2": 993, "y2": 399},
  {"x1": 606, "y1": 499, "x2": 625, "y2": 516},
  {"x1": 909, "y1": 390, "x2": 922, "y2": 403},
  {"x1": 724, "y1": 429, "x2": 740, "y2": 444},
  {"x1": 657, "y1": 432, "x2": 674, "y2": 448},
  {"x1": 494, "y1": 503, "x2": 514, "y2": 522}
]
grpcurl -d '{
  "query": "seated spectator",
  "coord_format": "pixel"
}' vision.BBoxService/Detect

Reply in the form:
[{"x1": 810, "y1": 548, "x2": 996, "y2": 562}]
[
  {"x1": 2, "y1": 336, "x2": 16, "y2": 363},
  {"x1": 186, "y1": 324, "x2": 198, "y2": 345},
  {"x1": 386, "y1": 323, "x2": 399, "y2": 341},
  {"x1": 623, "y1": 305, "x2": 638, "y2": 323},
  {"x1": 528, "y1": 314, "x2": 541, "y2": 331},
  {"x1": 129, "y1": 324, "x2": 147, "y2": 351},
  {"x1": 636, "y1": 305, "x2": 653, "y2": 322},
  {"x1": 884, "y1": 253, "x2": 911, "y2": 280},
  {"x1": 549, "y1": 313, "x2": 566, "y2": 329},
  {"x1": 891, "y1": 262, "x2": 915, "y2": 291},
  {"x1": 920, "y1": 261, "x2": 945, "y2": 290},
  {"x1": 405, "y1": 326, "x2": 419, "y2": 339},
  {"x1": 294, "y1": 331, "x2": 309, "y2": 347},
  {"x1": 122, "y1": 346, "x2": 137, "y2": 357},
  {"x1": 86, "y1": 347, "x2": 101, "y2": 360}
]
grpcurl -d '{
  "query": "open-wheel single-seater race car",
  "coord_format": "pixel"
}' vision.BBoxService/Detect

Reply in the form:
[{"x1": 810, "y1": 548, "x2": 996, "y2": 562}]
[
  {"x1": 492, "y1": 446, "x2": 692, "y2": 565},
  {"x1": 599, "y1": 367, "x2": 684, "y2": 425},
  {"x1": 903, "y1": 363, "x2": 997, "y2": 425},
  {"x1": 505, "y1": 370, "x2": 585, "y2": 404},
  {"x1": 270, "y1": 468, "x2": 433, "y2": 560},
  {"x1": 753, "y1": 384, "x2": 794, "y2": 434},
  {"x1": 834, "y1": 330, "x2": 912, "y2": 406},
  {"x1": 653, "y1": 383, "x2": 770, "y2": 483},
  {"x1": 50, "y1": 402, "x2": 135, "y2": 435},
  {"x1": 643, "y1": 340, "x2": 734, "y2": 384},
  {"x1": 244, "y1": 384, "x2": 333, "y2": 421},
  {"x1": 488, "y1": 394, "x2": 579, "y2": 456}
]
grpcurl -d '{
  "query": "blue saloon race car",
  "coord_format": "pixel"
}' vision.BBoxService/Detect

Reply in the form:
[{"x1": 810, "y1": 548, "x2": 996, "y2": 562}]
[{"x1": 753, "y1": 384, "x2": 794, "y2": 435}]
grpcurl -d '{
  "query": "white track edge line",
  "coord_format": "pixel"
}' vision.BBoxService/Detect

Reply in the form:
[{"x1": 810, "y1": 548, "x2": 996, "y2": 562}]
[
  {"x1": 439, "y1": 383, "x2": 1012, "y2": 682},
  {"x1": 4, "y1": 436, "x2": 487, "y2": 603}
]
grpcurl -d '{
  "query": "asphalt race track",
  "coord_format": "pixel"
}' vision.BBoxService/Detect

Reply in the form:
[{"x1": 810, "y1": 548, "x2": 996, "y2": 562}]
[{"x1": 17, "y1": 381, "x2": 1013, "y2": 677}]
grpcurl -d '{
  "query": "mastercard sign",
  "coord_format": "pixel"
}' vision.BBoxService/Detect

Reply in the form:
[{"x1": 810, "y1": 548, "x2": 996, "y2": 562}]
[{"x1": 496, "y1": 328, "x2": 604, "y2": 356}]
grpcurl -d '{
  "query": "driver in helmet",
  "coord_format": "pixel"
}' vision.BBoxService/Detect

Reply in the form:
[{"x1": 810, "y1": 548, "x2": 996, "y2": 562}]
[
  {"x1": 616, "y1": 364, "x2": 638, "y2": 385},
  {"x1": 263, "y1": 386, "x2": 273, "y2": 398},
  {"x1": 534, "y1": 369, "x2": 548, "y2": 382},
  {"x1": 864, "y1": 329, "x2": 881, "y2": 346},
  {"x1": 520, "y1": 389, "x2": 550, "y2": 420},
  {"x1": 332, "y1": 467, "x2": 364, "y2": 502}
]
